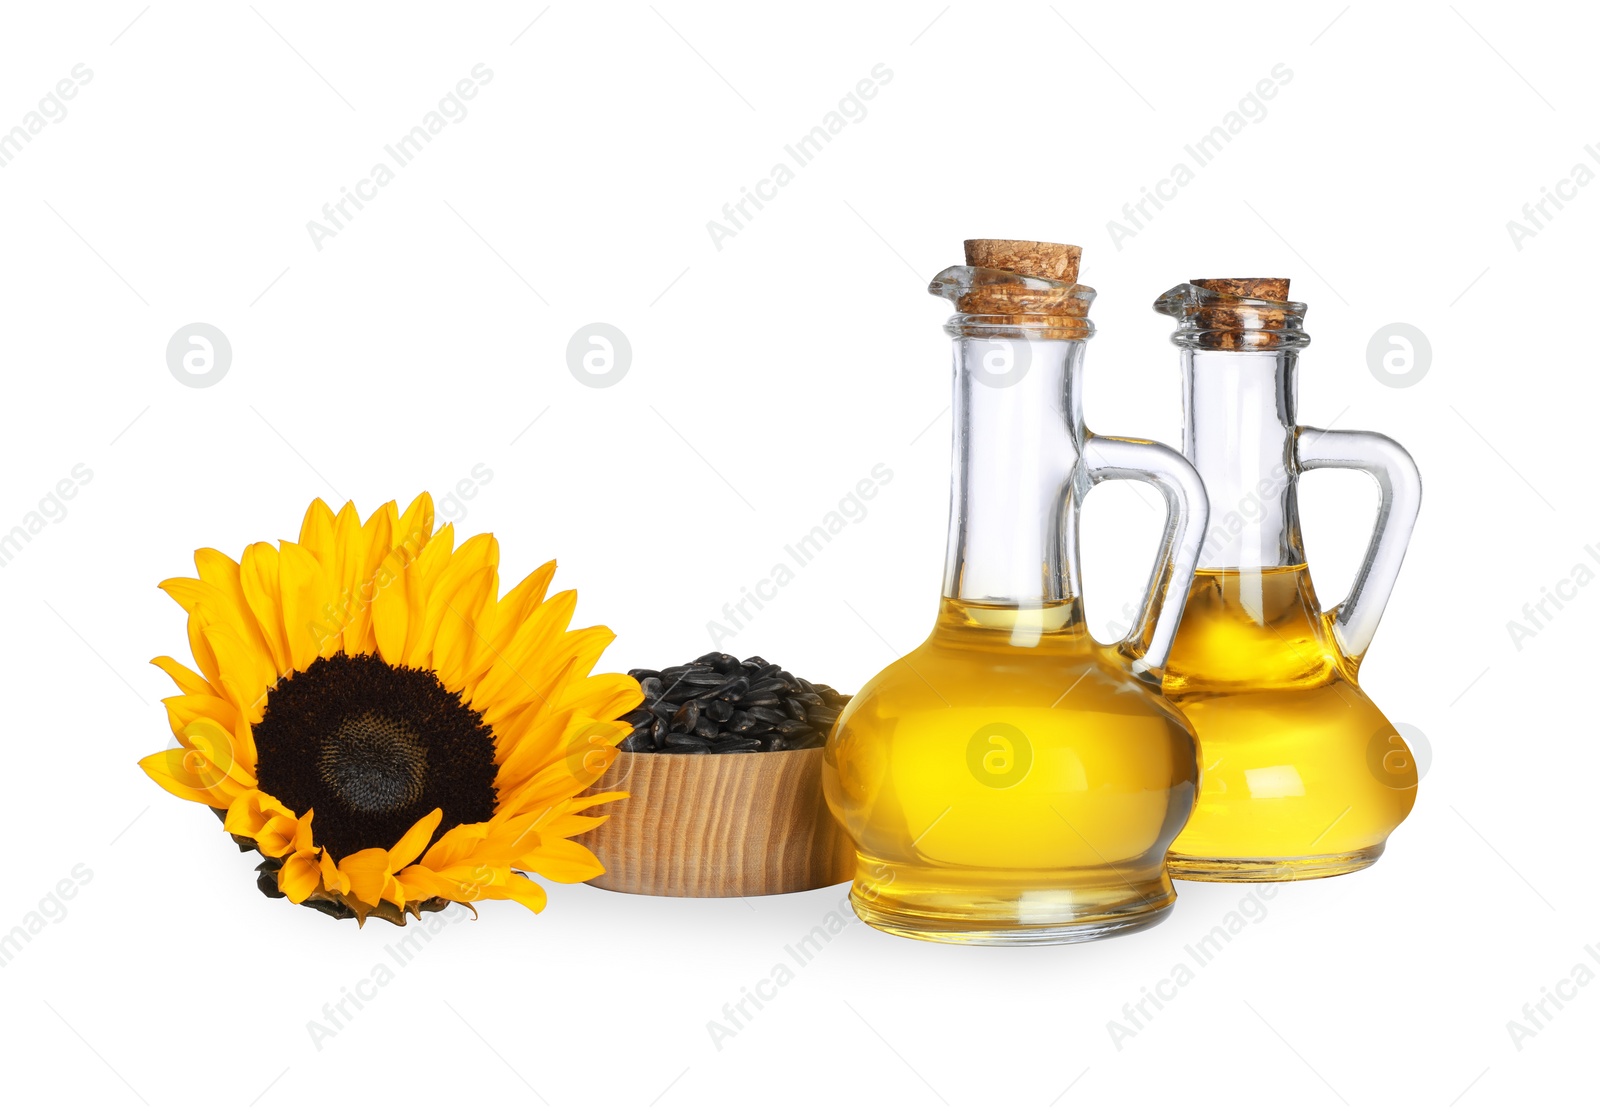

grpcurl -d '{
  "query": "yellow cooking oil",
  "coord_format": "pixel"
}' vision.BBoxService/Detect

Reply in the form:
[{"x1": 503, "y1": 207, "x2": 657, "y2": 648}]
[
  {"x1": 823, "y1": 598, "x2": 1197, "y2": 944},
  {"x1": 1162, "y1": 564, "x2": 1416, "y2": 879}
]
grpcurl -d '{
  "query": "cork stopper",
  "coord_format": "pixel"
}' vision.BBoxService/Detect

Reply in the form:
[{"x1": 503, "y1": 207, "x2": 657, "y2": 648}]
[
  {"x1": 965, "y1": 240, "x2": 1082, "y2": 285},
  {"x1": 1186, "y1": 277, "x2": 1294, "y2": 350},
  {"x1": 1193, "y1": 277, "x2": 1289, "y2": 301},
  {"x1": 940, "y1": 239, "x2": 1092, "y2": 338}
]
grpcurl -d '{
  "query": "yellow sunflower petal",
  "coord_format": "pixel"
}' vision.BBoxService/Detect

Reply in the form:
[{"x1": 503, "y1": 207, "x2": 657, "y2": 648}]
[
  {"x1": 294, "y1": 808, "x2": 318, "y2": 855},
  {"x1": 278, "y1": 855, "x2": 322, "y2": 903},
  {"x1": 138, "y1": 749, "x2": 227, "y2": 806},
  {"x1": 401, "y1": 525, "x2": 456, "y2": 667},
  {"x1": 392, "y1": 863, "x2": 445, "y2": 901},
  {"x1": 369, "y1": 547, "x2": 411, "y2": 665},
  {"x1": 199, "y1": 622, "x2": 277, "y2": 716},
  {"x1": 320, "y1": 852, "x2": 350, "y2": 895},
  {"x1": 297, "y1": 498, "x2": 337, "y2": 564},
  {"x1": 471, "y1": 589, "x2": 579, "y2": 719},
  {"x1": 239, "y1": 542, "x2": 291, "y2": 675},
  {"x1": 186, "y1": 610, "x2": 222, "y2": 691},
  {"x1": 388, "y1": 808, "x2": 444, "y2": 871},
  {"x1": 492, "y1": 872, "x2": 549, "y2": 913},
  {"x1": 224, "y1": 790, "x2": 299, "y2": 856},
  {"x1": 194, "y1": 550, "x2": 273, "y2": 650},
  {"x1": 338, "y1": 848, "x2": 392, "y2": 906},
  {"x1": 278, "y1": 541, "x2": 329, "y2": 672},
  {"x1": 514, "y1": 836, "x2": 607, "y2": 884},
  {"x1": 419, "y1": 822, "x2": 489, "y2": 871},
  {"x1": 465, "y1": 560, "x2": 557, "y2": 681},
  {"x1": 432, "y1": 566, "x2": 498, "y2": 694},
  {"x1": 162, "y1": 692, "x2": 241, "y2": 741},
  {"x1": 344, "y1": 502, "x2": 397, "y2": 655},
  {"x1": 414, "y1": 533, "x2": 498, "y2": 663},
  {"x1": 322, "y1": 501, "x2": 365, "y2": 655},
  {"x1": 182, "y1": 718, "x2": 257, "y2": 789},
  {"x1": 555, "y1": 671, "x2": 645, "y2": 722},
  {"x1": 538, "y1": 812, "x2": 611, "y2": 839},
  {"x1": 396, "y1": 492, "x2": 435, "y2": 556},
  {"x1": 152, "y1": 655, "x2": 214, "y2": 699}
]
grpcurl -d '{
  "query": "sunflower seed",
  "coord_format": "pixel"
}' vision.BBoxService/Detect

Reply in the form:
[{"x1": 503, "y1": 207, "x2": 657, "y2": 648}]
[
  {"x1": 660, "y1": 738, "x2": 712, "y2": 754},
  {"x1": 671, "y1": 702, "x2": 700, "y2": 733}
]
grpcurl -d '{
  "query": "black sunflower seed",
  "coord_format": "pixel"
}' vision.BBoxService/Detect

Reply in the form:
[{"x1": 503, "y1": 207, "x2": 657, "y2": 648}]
[
  {"x1": 621, "y1": 731, "x2": 652, "y2": 752},
  {"x1": 671, "y1": 702, "x2": 700, "y2": 733},
  {"x1": 707, "y1": 699, "x2": 734, "y2": 723},
  {"x1": 709, "y1": 676, "x2": 749, "y2": 701},
  {"x1": 697, "y1": 652, "x2": 742, "y2": 673}
]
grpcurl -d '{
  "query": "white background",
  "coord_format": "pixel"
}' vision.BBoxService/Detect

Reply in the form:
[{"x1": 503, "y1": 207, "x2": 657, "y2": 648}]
[{"x1": 0, "y1": 3, "x2": 1592, "y2": 1110}]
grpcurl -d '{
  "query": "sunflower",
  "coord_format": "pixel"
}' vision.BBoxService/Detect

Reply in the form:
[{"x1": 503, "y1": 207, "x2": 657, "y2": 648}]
[{"x1": 138, "y1": 494, "x2": 642, "y2": 924}]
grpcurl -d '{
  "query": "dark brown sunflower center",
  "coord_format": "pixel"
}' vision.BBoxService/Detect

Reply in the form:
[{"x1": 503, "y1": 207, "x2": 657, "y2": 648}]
[
  {"x1": 317, "y1": 711, "x2": 428, "y2": 814},
  {"x1": 254, "y1": 652, "x2": 498, "y2": 861}
]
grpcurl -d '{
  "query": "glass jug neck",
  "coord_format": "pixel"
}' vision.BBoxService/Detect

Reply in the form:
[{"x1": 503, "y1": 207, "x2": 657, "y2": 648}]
[
  {"x1": 1182, "y1": 348, "x2": 1305, "y2": 571},
  {"x1": 943, "y1": 336, "x2": 1087, "y2": 609}
]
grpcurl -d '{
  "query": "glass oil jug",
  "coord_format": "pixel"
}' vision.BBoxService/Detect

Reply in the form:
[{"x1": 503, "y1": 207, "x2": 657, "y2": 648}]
[
  {"x1": 823, "y1": 240, "x2": 1210, "y2": 944},
  {"x1": 1155, "y1": 279, "x2": 1423, "y2": 881}
]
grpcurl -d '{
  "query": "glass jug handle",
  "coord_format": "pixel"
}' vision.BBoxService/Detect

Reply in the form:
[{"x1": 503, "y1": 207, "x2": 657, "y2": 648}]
[
  {"x1": 1294, "y1": 427, "x2": 1422, "y2": 662},
  {"x1": 1085, "y1": 435, "x2": 1209, "y2": 676}
]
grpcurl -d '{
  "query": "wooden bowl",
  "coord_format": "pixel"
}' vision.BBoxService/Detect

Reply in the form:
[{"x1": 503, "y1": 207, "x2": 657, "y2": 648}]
[{"x1": 575, "y1": 748, "x2": 854, "y2": 897}]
